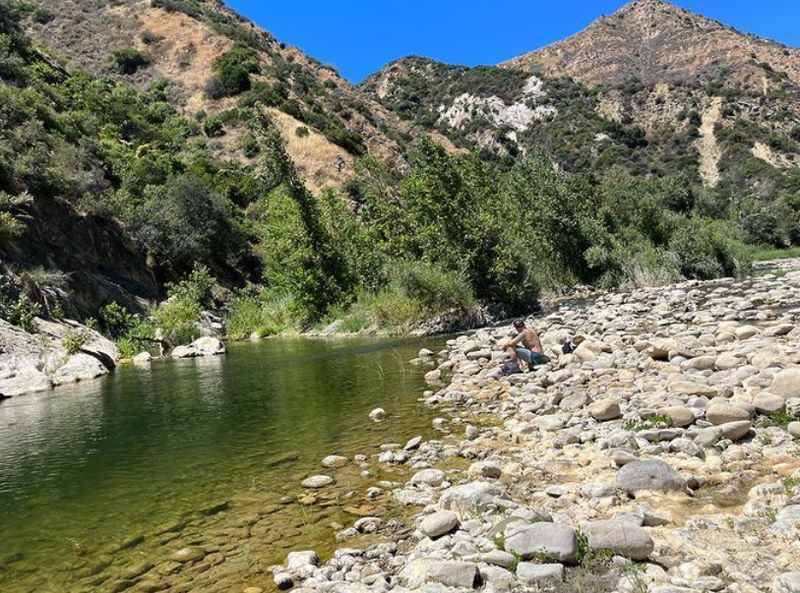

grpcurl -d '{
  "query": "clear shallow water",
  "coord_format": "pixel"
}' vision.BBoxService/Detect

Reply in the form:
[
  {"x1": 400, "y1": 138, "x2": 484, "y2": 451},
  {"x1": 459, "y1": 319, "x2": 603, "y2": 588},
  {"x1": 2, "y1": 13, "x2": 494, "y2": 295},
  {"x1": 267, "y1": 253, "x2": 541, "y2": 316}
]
[{"x1": 0, "y1": 337, "x2": 442, "y2": 592}]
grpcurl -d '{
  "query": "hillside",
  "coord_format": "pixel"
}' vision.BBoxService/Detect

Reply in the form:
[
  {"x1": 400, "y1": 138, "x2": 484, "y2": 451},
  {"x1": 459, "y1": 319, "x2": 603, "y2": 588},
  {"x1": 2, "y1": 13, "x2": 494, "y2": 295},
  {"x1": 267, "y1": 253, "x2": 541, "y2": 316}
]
[
  {"x1": 20, "y1": 0, "x2": 412, "y2": 193},
  {"x1": 363, "y1": 0, "x2": 800, "y2": 205}
]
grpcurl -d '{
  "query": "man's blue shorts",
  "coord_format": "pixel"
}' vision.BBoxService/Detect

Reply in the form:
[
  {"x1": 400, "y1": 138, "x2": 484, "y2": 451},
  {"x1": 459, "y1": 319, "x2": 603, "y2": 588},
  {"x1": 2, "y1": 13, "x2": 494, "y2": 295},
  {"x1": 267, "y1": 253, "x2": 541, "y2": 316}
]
[{"x1": 515, "y1": 348, "x2": 549, "y2": 366}]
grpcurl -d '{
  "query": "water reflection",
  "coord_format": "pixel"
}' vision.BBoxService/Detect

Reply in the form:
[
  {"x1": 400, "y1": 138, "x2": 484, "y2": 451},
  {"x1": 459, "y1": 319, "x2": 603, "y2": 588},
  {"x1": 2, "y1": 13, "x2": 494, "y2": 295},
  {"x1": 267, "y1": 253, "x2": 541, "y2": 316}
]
[{"x1": 0, "y1": 336, "x2": 440, "y2": 591}]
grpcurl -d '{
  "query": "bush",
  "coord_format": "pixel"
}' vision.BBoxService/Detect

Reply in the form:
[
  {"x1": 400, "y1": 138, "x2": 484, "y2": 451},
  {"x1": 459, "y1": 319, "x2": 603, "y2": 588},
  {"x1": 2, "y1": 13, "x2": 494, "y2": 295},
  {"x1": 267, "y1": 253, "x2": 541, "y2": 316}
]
[
  {"x1": 152, "y1": 297, "x2": 202, "y2": 346},
  {"x1": 130, "y1": 174, "x2": 244, "y2": 272},
  {"x1": 97, "y1": 302, "x2": 138, "y2": 339},
  {"x1": 669, "y1": 217, "x2": 752, "y2": 279},
  {"x1": 241, "y1": 133, "x2": 260, "y2": 157},
  {"x1": 165, "y1": 264, "x2": 216, "y2": 309},
  {"x1": 112, "y1": 48, "x2": 150, "y2": 75},
  {"x1": 392, "y1": 260, "x2": 475, "y2": 313},
  {"x1": 1, "y1": 292, "x2": 41, "y2": 332},
  {"x1": 62, "y1": 328, "x2": 88, "y2": 355},
  {"x1": 205, "y1": 45, "x2": 259, "y2": 99},
  {"x1": 295, "y1": 126, "x2": 310, "y2": 138},
  {"x1": 224, "y1": 290, "x2": 297, "y2": 339}
]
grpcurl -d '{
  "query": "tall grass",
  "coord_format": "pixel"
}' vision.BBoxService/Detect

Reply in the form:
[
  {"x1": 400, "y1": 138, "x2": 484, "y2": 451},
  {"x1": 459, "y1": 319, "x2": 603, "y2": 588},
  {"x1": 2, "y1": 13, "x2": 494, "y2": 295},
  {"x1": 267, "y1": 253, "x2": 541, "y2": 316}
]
[
  {"x1": 224, "y1": 292, "x2": 298, "y2": 339},
  {"x1": 749, "y1": 245, "x2": 800, "y2": 262}
]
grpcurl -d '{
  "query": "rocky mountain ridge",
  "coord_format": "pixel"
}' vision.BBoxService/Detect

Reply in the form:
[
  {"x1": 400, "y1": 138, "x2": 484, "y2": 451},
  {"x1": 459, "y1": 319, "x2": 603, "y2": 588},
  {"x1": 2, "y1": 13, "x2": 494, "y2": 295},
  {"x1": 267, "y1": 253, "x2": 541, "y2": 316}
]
[{"x1": 363, "y1": 0, "x2": 800, "y2": 198}]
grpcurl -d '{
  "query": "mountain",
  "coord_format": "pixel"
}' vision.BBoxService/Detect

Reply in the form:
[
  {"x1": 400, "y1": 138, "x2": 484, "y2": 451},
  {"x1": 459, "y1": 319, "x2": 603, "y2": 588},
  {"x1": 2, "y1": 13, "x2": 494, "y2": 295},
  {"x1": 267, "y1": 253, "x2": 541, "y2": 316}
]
[
  {"x1": 504, "y1": 0, "x2": 800, "y2": 90},
  {"x1": 20, "y1": 0, "x2": 412, "y2": 193},
  {"x1": 363, "y1": 0, "x2": 800, "y2": 198}
]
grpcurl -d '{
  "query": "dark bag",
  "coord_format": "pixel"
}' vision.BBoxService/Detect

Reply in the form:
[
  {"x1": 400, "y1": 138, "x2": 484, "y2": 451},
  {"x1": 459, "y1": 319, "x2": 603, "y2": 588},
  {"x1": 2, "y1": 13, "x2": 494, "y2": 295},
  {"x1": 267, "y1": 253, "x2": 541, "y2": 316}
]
[
  {"x1": 562, "y1": 341, "x2": 575, "y2": 354},
  {"x1": 502, "y1": 360, "x2": 522, "y2": 375}
]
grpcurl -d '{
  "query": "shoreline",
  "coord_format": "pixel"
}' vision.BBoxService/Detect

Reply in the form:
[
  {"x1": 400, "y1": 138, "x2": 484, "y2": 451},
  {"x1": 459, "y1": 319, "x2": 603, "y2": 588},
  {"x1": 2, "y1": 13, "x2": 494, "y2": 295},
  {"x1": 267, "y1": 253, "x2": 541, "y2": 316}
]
[{"x1": 270, "y1": 270, "x2": 800, "y2": 593}]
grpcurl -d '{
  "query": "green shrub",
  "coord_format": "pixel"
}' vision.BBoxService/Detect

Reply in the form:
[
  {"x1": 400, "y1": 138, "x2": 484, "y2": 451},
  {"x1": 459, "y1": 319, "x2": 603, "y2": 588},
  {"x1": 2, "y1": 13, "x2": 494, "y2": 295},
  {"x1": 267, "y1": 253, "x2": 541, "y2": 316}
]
[
  {"x1": 2, "y1": 293, "x2": 41, "y2": 332},
  {"x1": 205, "y1": 45, "x2": 259, "y2": 99},
  {"x1": 165, "y1": 264, "x2": 216, "y2": 310},
  {"x1": 152, "y1": 298, "x2": 201, "y2": 346},
  {"x1": 97, "y1": 302, "x2": 138, "y2": 339},
  {"x1": 295, "y1": 126, "x2": 310, "y2": 138},
  {"x1": 62, "y1": 328, "x2": 88, "y2": 355},
  {"x1": 241, "y1": 132, "x2": 260, "y2": 157},
  {"x1": 393, "y1": 260, "x2": 475, "y2": 313},
  {"x1": 203, "y1": 116, "x2": 225, "y2": 137},
  {"x1": 224, "y1": 290, "x2": 297, "y2": 339},
  {"x1": 669, "y1": 217, "x2": 752, "y2": 279},
  {"x1": 112, "y1": 48, "x2": 150, "y2": 75}
]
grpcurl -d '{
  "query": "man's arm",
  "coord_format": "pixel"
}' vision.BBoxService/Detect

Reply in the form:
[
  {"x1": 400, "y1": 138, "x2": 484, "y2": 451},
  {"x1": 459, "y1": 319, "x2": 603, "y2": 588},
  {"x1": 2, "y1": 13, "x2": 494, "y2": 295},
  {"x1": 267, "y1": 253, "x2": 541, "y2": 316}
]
[{"x1": 509, "y1": 332, "x2": 525, "y2": 347}]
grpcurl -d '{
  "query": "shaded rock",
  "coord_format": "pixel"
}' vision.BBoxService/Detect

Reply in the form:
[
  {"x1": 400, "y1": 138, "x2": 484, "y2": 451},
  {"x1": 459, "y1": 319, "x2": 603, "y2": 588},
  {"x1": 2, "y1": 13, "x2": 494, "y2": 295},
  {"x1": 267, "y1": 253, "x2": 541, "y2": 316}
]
[
  {"x1": 505, "y1": 522, "x2": 578, "y2": 563},
  {"x1": 770, "y1": 369, "x2": 800, "y2": 399},
  {"x1": 516, "y1": 562, "x2": 564, "y2": 585},
  {"x1": 661, "y1": 406, "x2": 695, "y2": 428},
  {"x1": 132, "y1": 352, "x2": 152, "y2": 364},
  {"x1": 589, "y1": 399, "x2": 621, "y2": 421},
  {"x1": 286, "y1": 550, "x2": 319, "y2": 570},
  {"x1": 439, "y1": 481, "x2": 509, "y2": 513},
  {"x1": 410, "y1": 469, "x2": 445, "y2": 487},
  {"x1": 773, "y1": 572, "x2": 800, "y2": 593},
  {"x1": 399, "y1": 559, "x2": 478, "y2": 589},
  {"x1": 420, "y1": 511, "x2": 459, "y2": 539},
  {"x1": 615, "y1": 459, "x2": 685, "y2": 493},
  {"x1": 369, "y1": 408, "x2": 386, "y2": 422},
  {"x1": 754, "y1": 392, "x2": 786, "y2": 414},
  {"x1": 706, "y1": 403, "x2": 749, "y2": 425},
  {"x1": 582, "y1": 519, "x2": 654, "y2": 560}
]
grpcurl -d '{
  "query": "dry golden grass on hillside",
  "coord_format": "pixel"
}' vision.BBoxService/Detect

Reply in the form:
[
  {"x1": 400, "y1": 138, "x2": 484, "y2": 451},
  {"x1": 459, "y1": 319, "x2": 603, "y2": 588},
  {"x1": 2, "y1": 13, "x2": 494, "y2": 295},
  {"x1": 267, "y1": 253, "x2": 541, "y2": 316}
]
[{"x1": 267, "y1": 109, "x2": 355, "y2": 194}]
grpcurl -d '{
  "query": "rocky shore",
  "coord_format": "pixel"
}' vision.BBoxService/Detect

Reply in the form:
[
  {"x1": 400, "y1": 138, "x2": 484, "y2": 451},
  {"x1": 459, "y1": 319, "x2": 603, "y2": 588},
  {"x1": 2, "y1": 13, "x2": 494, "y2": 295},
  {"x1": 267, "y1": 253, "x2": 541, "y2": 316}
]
[{"x1": 274, "y1": 271, "x2": 800, "y2": 593}]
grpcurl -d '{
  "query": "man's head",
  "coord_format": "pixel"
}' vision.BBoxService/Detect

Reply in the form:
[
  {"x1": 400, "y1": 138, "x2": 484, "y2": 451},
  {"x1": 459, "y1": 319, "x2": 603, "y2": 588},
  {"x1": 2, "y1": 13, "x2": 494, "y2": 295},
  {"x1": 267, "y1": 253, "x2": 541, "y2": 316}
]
[{"x1": 513, "y1": 319, "x2": 526, "y2": 331}]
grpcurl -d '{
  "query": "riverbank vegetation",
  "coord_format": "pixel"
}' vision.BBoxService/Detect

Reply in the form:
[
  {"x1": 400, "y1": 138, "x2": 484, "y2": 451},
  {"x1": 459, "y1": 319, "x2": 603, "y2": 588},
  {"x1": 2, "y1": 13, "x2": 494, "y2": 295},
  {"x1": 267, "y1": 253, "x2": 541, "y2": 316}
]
[{"x1": 0, "y1": 1, "x2": 796, "y2": 350}]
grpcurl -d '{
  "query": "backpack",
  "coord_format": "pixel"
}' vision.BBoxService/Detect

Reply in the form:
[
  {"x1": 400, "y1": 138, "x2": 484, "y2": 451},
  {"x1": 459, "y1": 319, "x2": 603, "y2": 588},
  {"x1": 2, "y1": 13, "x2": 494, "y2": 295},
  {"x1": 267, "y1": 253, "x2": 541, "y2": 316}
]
[
  {"x1": 502, "y1": 360, "x2": 523, "y2": 375},
  {"x1": 562, "y1": 341, "x2": 575, "y2": 354}
]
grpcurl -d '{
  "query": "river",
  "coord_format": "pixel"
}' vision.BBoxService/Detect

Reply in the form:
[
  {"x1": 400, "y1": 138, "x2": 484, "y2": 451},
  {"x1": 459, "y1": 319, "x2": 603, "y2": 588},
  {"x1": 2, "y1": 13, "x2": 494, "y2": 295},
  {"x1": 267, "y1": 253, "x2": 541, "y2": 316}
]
[{"x1": 0, "y1": 336, "x2": 443, "y2": 592}]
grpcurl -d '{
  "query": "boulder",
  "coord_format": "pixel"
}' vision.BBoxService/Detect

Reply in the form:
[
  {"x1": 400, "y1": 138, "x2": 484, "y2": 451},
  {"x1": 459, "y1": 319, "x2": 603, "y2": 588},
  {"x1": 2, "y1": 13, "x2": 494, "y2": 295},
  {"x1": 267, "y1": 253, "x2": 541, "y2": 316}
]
[
  {"x1": 192, "y1": 336, "x2": 225, "y2": 356},
  {"x1": 516, "y1": 562, "x2": 564, "y2": 586},
  {"x1": 660, "y1": 406, "x2": 695, "y2": 428},
  {"x1": 51, "y1": 353, "x2": 110, "y2": 386},
  {"x1": 589, "y1": 399, "x2": 622, "y2": 421},
  {"x1": 706, "y1": 402, "x2": 750, "y2": 425},
  {"x1": 754, "y1": 392, "x2": 786, "y2": 414},
  {"x1": 410, "y1": 469, "x2": 445, "y2": 487},
  {"x1": 368, "y1": 408, "x2": 386, "y2": 422},
  {"x1": 615, "y1": 459, "x2": 685, "y2": 494},
  {"x1": 399, "y1": 560, "x2": 478, "y2": 589},
  {"x1": 770, "y1": 369, "x2": 800, "y2": 399},
  {"x1": 773, "y1": 572, "x2": 800, "y2": 593},
  {"x1": 439, "y1": 481, "x2": 509, "y2": 514},
  {"x1": 132, "y1": 352, "x2": 152, "y2": 364},
  {"x1": 581, "y1": 519, "x2": 654, "y2": 560},
  {"x1": 735, "y1": 325, "x2": 760, "y2": 340},
  {"x1": 420, "y1": 511, "x2": 459, "y2": 539},
  {"x1": 505, "y1": 522, "x2": 578, "y2": 563},
  {"x1": 469, "y1": 460, "x2": 502, "y2": 479},
  {"x1": 286, "y1": 550, "x2": 320, "y2": 570}
]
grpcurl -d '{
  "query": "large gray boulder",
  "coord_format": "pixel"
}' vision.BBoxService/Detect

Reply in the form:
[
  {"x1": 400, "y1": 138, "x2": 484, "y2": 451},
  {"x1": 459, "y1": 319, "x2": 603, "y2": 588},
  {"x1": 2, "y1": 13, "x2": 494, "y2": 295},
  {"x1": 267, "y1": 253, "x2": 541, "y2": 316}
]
[
  {"x1": 516, "y1": 562, "x2": 564, "y2": 585},
  {"x1": 615, "y1": 459, "x2": 686, "y2": 494},
  {"x1": 505, "y1": 522, "x2": 578, "y2": 563},
  {"x1": 773, "y1": 572, "x2": 800, "y2": 593},
  {"x1": 770, "y1": 369, "x2": 800, "y2": 399},
  {"x1": 51, "y1": 353, "x2": 109, "y2": 386},
  {"x1": 419, "y1": 511, "x2": 459, "y2": 539},
  {"x1": 171, "y1": 336, "x2": 225, "y2": 359},
  {"x1": 439, "y1": 481, "x2": 509, "y2": 513},
  {"x1": 399, "y1": 560, "x2": 478, "y2": 589},
  {"x1": 581, "y1": 519, "x2": 654, "y2": 560}
]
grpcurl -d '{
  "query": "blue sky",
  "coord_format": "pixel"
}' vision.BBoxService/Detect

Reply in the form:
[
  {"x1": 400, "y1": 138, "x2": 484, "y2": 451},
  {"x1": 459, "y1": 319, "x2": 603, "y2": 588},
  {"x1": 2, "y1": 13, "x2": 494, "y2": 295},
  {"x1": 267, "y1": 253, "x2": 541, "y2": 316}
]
[{"x1": 225, "y1": 1, "x2": 800, "y2": 83}]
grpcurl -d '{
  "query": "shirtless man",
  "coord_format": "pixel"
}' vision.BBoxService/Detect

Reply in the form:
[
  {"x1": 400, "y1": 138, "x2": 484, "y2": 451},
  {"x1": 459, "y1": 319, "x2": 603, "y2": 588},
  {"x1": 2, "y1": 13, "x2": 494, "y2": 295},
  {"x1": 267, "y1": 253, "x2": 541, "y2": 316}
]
[{"x1": 505, "y1": 319, "x2": 547, "y2": 369}]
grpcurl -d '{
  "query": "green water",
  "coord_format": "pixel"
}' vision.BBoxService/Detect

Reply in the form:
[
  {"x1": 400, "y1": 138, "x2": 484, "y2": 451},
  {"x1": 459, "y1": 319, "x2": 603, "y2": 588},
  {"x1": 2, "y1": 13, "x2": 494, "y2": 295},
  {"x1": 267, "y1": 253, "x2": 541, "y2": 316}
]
[{"x1": 0, "y1": 337, "x2": 441, "y2": 592}]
